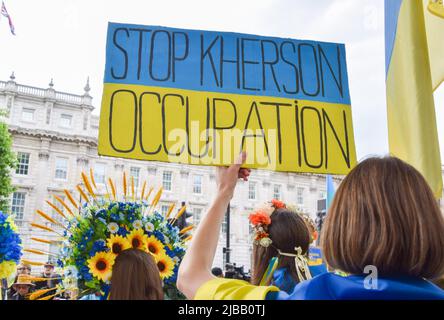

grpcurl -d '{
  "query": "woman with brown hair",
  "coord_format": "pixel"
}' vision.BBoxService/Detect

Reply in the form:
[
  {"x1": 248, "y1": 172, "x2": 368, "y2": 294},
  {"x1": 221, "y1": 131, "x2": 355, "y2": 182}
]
[
  {"x1": 109, "y1": 249, "x2": 163, "y2": 300},
  {"x1": 177, "y1": 155, "x2": 444, "y2": 300},
  {"x1": 249, "y1": 201, "x2": 313, "y2": 294}
]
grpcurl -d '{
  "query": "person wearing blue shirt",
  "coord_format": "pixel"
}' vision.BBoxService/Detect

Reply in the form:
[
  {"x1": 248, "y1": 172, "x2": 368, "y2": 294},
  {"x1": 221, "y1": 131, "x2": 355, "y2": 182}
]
[{"x1": 248, "y1": 199, "x2": 313, "y2": 295}]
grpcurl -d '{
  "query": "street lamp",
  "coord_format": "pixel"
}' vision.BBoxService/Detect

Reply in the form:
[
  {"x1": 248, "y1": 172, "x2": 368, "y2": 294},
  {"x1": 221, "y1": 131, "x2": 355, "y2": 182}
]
[{"x1": 223, "y1": 204, "x2": 231, "y2": 265}]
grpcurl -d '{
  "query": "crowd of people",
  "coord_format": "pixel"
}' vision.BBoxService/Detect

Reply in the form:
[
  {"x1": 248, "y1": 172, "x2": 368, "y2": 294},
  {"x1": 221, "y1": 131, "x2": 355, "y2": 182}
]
[
  {"x1": 3, "y1": 261, "x2": 62, "y2": 300},
  {"x1": 2, "y1": 155, "x2": 444, "y2": 300}
]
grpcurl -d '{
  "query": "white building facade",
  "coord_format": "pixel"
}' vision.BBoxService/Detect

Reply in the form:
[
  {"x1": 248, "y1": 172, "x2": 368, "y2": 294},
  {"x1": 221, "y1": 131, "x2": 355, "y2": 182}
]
[{"x1": 1, "y1": 74, "x2": 346, "y2": 273}]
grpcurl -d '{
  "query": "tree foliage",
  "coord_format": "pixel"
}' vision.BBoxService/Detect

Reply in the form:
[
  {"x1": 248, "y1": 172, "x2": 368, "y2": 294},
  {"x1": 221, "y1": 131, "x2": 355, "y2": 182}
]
[{"x1": 0, "y1": 113, "x2": 17, "y2": 212}]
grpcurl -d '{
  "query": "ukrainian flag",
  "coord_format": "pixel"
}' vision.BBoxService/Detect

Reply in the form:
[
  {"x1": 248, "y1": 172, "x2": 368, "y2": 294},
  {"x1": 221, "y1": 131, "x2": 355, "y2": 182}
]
[
  {"x1": 326, "y1": 175, "x2": 335, "y2": 211},
  {"x1": 385, "y1": 0, "x2": 444, "y2": 198}
]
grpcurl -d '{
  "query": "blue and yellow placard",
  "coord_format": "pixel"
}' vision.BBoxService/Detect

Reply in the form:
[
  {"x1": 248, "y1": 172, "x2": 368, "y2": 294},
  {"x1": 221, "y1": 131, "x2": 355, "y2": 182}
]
[{"x1": 98, "y1": 22, "x2": 357, "y2": 174}]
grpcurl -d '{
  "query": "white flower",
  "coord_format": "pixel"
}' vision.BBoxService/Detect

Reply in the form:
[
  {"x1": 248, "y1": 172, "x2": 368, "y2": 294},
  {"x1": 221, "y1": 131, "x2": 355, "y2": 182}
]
[
  {"x1": 145, "y1": 222, "x2": 154, "y2": 232},
  {"x1": 133, "y1": 220, "x2": 143, "y2": 229},
  {"x1": 172, "y1": 256, "x2": 180, "y2": 265},
  {"x1": 107, "y1": 222, "x2": 119, "y2": 234},
  {"x1": 256, "y1": 203, "x2": 275, "y2": 217},
  {"x1": 164, "y1": 236, "x2": 170, "y2": 244},
  {"x1": 259, "y1": 237, "x2": 273, "y2": 248}
]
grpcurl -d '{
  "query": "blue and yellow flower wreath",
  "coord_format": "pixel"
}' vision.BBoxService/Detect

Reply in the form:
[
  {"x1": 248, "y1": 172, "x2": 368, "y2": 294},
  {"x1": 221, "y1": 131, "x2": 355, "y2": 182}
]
[
  {"x1": 25, "y1": 171, "x2": 192, "y2": 300},
  {"x1": 0, "y1": 211, "x2": 23, "y2": 279}
]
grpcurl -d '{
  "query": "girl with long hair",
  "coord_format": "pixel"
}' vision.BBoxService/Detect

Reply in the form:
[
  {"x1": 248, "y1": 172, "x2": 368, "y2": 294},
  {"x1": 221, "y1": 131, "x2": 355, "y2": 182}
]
[
  {"x1": 109, "y1": 249, "x2": 163, "y2": 300},
  {"x1": 249, "y1": 201, "x2": 312, "y2": 294}
]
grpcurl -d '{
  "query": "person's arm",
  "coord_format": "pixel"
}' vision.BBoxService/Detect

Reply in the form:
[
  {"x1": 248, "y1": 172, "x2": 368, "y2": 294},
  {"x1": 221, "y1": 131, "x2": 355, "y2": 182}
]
[{"x1": 177, "y1": 152, "x2": 250, "y2": 299}]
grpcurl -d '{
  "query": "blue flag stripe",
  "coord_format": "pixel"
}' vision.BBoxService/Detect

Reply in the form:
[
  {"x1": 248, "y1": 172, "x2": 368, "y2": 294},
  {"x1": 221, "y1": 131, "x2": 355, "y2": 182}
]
[{"x1": 384, "y1": 0, "x2": 403, "y2": 76}]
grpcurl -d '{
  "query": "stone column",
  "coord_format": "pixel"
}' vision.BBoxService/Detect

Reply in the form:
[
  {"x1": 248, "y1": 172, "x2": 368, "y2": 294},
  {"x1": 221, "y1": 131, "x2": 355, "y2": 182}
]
[{"x1": 4, "y1": 72, "x2": 17, "y2": 119}]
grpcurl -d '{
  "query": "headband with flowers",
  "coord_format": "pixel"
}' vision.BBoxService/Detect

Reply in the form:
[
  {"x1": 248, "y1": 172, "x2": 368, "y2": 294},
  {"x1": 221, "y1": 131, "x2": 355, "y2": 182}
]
[
  {"x1": 248, "y1": 199, "x2": 286, "y2": 248},
  {"x1": 249, "y1": 201, "x2": 313, "y2": 283}
]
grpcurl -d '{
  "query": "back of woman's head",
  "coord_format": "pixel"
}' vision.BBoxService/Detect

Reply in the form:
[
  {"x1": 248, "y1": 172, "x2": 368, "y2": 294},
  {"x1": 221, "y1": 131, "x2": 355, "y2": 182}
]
[
  {"x1": 252, "y1": 209, "x2": 311, "y2": 285},
  {"x1": 321, "y1": 156, "x2": 444, "y2": 279},
  {"x1": 109, "y1": 249, "x2": 163, "y2": 300}
]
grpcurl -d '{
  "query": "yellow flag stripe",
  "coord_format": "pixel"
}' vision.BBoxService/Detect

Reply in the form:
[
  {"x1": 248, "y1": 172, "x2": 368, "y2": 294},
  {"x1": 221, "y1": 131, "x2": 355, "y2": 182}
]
[{"x1": 387, "y1": 0, "x2": 443, "y2": 197}]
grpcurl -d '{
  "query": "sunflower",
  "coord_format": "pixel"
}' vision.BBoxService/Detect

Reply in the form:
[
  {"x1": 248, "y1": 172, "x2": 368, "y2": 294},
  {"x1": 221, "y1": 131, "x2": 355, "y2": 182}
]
[
  {"x1": 155, "y1": 253, "x2": 175, "y2": 279},
  {"x1": 145, "y1": 235, "x2": 166, "y2": 258},
  {"x1": 107, "y1": 235, "x2": 131, "y2": 256},
  {"x1": 87, "y1": 252, "x2": 115, "y2": 281},
  {"x1": 126, "y1": 229, "x2": 148, "y2": 250}
]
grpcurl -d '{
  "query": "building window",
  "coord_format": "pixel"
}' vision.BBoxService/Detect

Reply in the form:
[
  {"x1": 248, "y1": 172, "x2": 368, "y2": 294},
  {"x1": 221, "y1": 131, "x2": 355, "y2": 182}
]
[
  {"x1": 55, "y1": 157, "x2": 68, "y2": 180},
  {"x1": 162, "y1": 171, "x2": 172, "y2": 191},
  {"x1": 16, "y1": 152, "x2": 30, "y2": 175},
  {"x1": 161, "y1": 205, "x2": 170, "y2": 216},
  {"x1": 22, "y1": 108, "x2": 35, "y2": 122},
  {"x1": 60, "y1": 114, "x2": 73, "y2": 128},
  {"x1": 130, "y1": 167, "x2": 140, "y2": 187},
  {"x1": 94, "y1": 163, "x2": 106, "y2": 184},
  {"x1": 193, "y1": 208, "x2": 203, "y2": 224},
  {"x1": 193, "y1": 175, "x2": 202, "y2": 194},
  {"x1": 297, "y1": 187, "x2": 304, "y2": 205},
  {"x1": 273, "y1": 184, "x2": 282, "y2": 200},
  {"x1": 248, "y1": 181, "x2": 257, "y2": 200},
  {"x1": 11, "y1": 192, "x2": 26, "y2": 225}
]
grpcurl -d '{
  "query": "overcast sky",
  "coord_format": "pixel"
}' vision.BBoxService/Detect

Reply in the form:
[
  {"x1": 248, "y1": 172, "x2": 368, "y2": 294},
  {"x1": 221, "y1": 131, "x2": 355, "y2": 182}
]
[{"x1": 0, "y1": 0, "x2": 443, "y2": 162}]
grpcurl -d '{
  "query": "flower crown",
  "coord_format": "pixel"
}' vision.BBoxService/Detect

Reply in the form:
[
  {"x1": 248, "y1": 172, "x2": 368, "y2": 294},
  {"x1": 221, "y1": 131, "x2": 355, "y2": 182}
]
[
  {"x1": 248, "y1": 199, "x2": 286, "y2": 248},
  {"x1": 298, "y1": 213, "x2": 318, "y2": 242},
  {"x1": 24, "y1": 171, "x2": 191, "y2": 300}
]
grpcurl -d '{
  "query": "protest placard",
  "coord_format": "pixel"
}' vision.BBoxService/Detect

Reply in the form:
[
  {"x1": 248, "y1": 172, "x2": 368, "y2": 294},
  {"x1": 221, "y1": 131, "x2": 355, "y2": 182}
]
[{"x1": 98, "y1": 23, "x2": 356, "y2": 174}]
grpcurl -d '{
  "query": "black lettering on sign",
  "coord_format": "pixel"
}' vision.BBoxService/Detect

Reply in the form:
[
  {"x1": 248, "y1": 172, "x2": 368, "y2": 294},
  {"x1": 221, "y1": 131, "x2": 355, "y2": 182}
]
[
  {"x1": 185, "y1": 96, "x2": 211, "y2": 158},
  {"x1": 200, "y1": 34, "x2": 220, "y2": 87},
  {"x1": 162, "y1": 94, "x2": 186, "y2": 156},
  {"x1": 139, "y1": 91, "x2": 162, "y2": 155},
  {"x1": 322, "y1": 109, "x2": 351, "y2": 169},
  {"x1": 259, "y1": 101, "x2": 292, "y2": 164},
  {"x1": 220, "y1": 36, "x2": 240, "y2": 89},
  {"x1": 241, "y1": 101, "x2": 270, "y2": 162},
  {"x1": 111, "y1": 28, "x2": 130, "y2": 80},
  {"x1": 280, "y1": 41, "x2": 300, "y2": 94},
  {"x1": 298, "y1": 43, "x2": 321, "y2": 97},
  {"x1": 260, "y1": 40, "x2": 281, "y2": 92},
  {"x1": 105, "y1": 90, "x2": 352, "y2": 171},
  {"x1": 294, "y1": 101, "x2": 302, "y2": 167},
  {"x1": 129, "y1": 28, "x2": 152, "y2": 80},
  {"x1": 149, "y1": 30, "x2": 172, "y2": 82},
  {"x1": 241, "y1": 38, "x2": 260, "y2": 92},
  {"x1": 172, "y1": 32, "x2": 189, "y2": 82},
  {"x1": 212, "y1": 98, "x2": 238, "y2": 159},
  {"x1": 319, "y1": 44, "x2": 344, "y2": 98},
  {"x1": 109, "y1": 90, "x2": 137, "y2": 153},
  {"x1": 301, "y1": 106, "x2": 323, "y2": 169}
]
